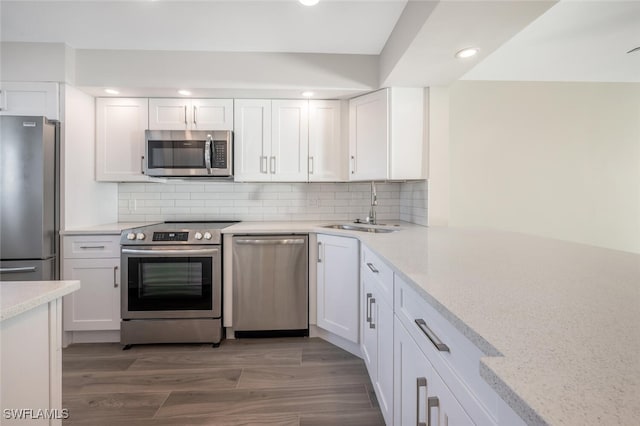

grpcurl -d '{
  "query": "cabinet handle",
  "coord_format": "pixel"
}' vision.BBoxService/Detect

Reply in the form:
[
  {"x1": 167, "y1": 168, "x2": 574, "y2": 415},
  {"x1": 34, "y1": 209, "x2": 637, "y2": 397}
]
[
  {"x1": 366, "y1": 262, "x2": 379, "y2": 273},
  {"x1": 79, "y1": 245, "x2": 106, "y2": 249},
  {"x1": 259, "y1": 156, "x2": 266, "y2": 174},
  {"x1": 350, "y1": 155, "x2": 356, "y2": 174},
  {"x1": 184, "y1": 105, "x2": 188, "y2": 124},
  {"x1": 416, "y1": 377, "x2": 427, "y2": 426},
  {"x1": 427, "y1": 396, "x2": 439, "y2": 426},
  {"x1": 309, "y1": 156, "x2": 314, "y2": 174},
  {"x1": 317, "y1": 242, "x2": 322, "y2": 263},
  {"x1": 193, "y1": 105, "x2": 197, "y2": 125},
  {"x1": 141, "y1": 156, "x2": 145, "y2": 174},
  {"x1": 415, "y1": 319, "x2": 450, "y2": 352},
  {"x1": 366, "y1": 293, "x2": 372, "y2": 324},
  {"x1": 270, "y1": 156, "x2": 276, "y2": 174},
  {"x1": 369, "y1": 297, "x2": 376, "y2": 329},
  {"x1": 113, "y1": 266, "x2": 119, "y2": 288}
]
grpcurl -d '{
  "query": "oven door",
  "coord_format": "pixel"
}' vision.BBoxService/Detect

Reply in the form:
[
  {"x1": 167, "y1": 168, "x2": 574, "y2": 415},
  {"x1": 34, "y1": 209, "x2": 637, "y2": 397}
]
[{"x1": 121, "y1": 246, "x2": 221, "y2": 319}]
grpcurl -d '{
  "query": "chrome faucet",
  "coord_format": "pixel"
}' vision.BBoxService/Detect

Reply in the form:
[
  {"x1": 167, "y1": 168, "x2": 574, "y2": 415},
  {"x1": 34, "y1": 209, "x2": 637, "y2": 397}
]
[{"x1": 367, "y1": 181, "x2": 377, "y2": 225}]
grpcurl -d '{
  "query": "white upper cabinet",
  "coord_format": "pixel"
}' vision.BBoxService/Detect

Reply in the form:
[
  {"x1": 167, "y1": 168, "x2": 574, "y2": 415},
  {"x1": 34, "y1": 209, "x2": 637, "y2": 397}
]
[
  {"x1": 234, "y1": 99, "x2": 310, "y2": 182},
  {"x1": 95, "y1": 97, "x2": 150, "y2": 182},
  {"x1": 0, "y1": 82, "x2": 59, "y2": 120},
  {"x1": 233, "y1": 99, "x2": 272, "y2": 181},
  {"x1": 309, "y1": 100, "x2": 345, "y2": 181},
  {"x1": 271, "y1": 100, "x2": 309, "y2": 182},
  {"x1": 148, "y1": 98, "x2": 233, "y2": 130},
  {"x1": 349, "y1": 87, "x2": 425, "y2": 181}
]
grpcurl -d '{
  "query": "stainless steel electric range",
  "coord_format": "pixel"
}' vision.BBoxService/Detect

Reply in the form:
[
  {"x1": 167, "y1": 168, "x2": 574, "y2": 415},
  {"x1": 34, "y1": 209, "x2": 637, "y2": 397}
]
[{"x1": 119, "y1": 221, "x2": 237, "y2": 348}]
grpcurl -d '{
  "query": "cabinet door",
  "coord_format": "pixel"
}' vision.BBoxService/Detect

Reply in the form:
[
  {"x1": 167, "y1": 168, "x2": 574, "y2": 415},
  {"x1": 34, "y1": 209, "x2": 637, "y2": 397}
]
[
  {"x1": 375, "y1": 297, "x2": 394, "y2": 424},
  {"x1": 148, "y1": 98, "x2": 190, "y2": 130},
  {"x1": 394, "y1": 318, "x2": 474, "y2": 426},
  {"x1": 62, "y1": 258, "x2": 120, "y2": 331},
  {"x1": 234, "y1": 99, "x2": 272, "y2": 181},
  {"x1": 316, "y1": 234, "x2": 359, "y2": 343},
  {"x1": 0, "y1": 82, "x2": 59, "y2": 120},
  {"x1": 192, "y1": 99, "x2": 233, "y2": 130},
  {"x1": 349, "y1": 89, "x2": 388, "y2": 181},
  {"x1": 96, "y1": 97, "x2": 149, "y2": 181},
  {"x1": 271, "y1": 100, "x2": 309, "y2": 181},
  {"x1": 309, "y1": 100, "x2": 344, "y2": 181},
  {"x1": 361, "y1": 276, "x2": 377, "y2": 378}
]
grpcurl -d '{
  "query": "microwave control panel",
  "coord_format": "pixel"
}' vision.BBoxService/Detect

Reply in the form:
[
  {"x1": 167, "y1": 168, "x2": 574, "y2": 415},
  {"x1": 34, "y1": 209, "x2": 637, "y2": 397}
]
[{"x1": 213, "y1": 141, "x2": 227, "y2": 168}]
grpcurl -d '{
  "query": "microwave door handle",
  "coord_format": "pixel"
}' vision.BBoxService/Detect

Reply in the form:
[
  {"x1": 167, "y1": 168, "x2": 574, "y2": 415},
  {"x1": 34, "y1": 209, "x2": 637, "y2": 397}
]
[{"x1": 204, "y1": 135, "x2": 212, "y2": 174}]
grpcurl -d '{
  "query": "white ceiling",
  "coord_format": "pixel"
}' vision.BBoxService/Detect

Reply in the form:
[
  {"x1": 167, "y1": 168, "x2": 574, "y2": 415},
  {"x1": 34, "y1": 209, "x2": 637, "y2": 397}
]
[
  {"x1": 463, "y1": 0, "x2": 640, "y2": 82},
  {"x1": 0, "y1": 0, "x2": 407, "y2": 55},
  {"x1": 1, "y1": 0, "x2": 637, "y2": 97}
]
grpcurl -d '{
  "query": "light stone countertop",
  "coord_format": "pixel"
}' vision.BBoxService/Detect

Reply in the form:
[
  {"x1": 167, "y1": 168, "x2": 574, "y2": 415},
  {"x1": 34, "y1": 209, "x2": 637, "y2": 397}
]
[
  {"x1": 222, "y1": 221, "x2": 640, "y2": 426},
  {"x1": 65, "y1": 220, "x2": 639, "y2": 424},
  {"x1": 61, "y1": 222, "x2": 158, "y2": 236},
  {"x1": 0, "y1": 280, "x2": 81, "y2": 321}
]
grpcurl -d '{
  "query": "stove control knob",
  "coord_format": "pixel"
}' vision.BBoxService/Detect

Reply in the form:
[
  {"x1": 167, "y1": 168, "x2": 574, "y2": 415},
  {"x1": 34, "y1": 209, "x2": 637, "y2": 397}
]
[
  {"x1": 136, "y1": 232, "x2": 146, "y2": 240},
  {"x1": 194, "y1": 232, "x2": 203, "y2": 240},
  {"x1": 126, "y1": 232, "x2": 136, "y2": 240},
  {"x1": 203, "y1": 232, "x2": 212, "y2": 240}
]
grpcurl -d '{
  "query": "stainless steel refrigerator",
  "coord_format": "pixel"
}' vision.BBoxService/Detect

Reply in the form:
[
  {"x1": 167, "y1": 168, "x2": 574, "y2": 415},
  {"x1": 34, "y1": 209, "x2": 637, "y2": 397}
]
[{"x1": 0, "y1": 116, "x2": 59, "y2": 281}]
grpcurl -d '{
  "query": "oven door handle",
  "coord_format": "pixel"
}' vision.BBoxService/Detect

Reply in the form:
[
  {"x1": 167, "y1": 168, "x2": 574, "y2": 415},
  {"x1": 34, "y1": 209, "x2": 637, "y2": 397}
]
[{"x1": 121, "y1": 248, "x2": 217, "y2": 256}]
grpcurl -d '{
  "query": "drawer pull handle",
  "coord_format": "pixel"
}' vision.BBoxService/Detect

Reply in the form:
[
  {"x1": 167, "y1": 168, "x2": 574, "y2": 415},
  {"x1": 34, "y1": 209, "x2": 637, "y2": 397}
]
[
  {"x1": 366, "y1": 262, "x2": 379, "y2": 273},
  {"x1": 369, "y1": 297, "x2": 376, "y2": 329},
  {"x1": 427, "y1": 396, "x2": 439, "y2": 426},
  {"x1": 366, "y1": 293, "x2": 372, "y2": 324},
  {"x1": 79, "y1": 245, "x2": 106, "y2": 249},
  {"x1": 416, "y1": 377, "x2": 427, "y2": 426},
  {"x1": 415, "y1": 319, "x2": 450, "y2": 352}
]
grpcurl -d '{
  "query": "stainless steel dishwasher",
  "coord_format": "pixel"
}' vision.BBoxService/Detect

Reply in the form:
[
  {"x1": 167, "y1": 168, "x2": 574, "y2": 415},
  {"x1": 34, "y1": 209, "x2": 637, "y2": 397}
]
[{"x1": 232, "y1": 235, "x2": 308, "y2": 337}]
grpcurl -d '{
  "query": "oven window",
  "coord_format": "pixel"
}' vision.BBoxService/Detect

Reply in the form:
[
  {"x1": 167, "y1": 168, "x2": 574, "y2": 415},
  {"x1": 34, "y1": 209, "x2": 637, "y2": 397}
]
[{"x1": 127, "y1": 257, "x2": 213, "y2": 311}]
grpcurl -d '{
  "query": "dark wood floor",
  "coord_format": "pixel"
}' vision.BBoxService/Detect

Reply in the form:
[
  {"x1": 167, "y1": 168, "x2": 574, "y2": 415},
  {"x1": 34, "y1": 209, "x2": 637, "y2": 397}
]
[{"x1": 62, "y1": 337, "x2": 385, "y2": 425}]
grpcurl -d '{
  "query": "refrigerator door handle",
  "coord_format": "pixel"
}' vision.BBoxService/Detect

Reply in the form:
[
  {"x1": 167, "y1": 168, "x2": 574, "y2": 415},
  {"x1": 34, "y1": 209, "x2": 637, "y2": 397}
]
[{"x1": 0, "y1": 266, "x2": 37, "y2": 273}]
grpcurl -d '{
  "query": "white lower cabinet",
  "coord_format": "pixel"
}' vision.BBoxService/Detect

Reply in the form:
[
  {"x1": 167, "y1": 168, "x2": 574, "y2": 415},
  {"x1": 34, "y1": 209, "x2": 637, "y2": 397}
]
[
  {"x1": 62, "y1": 235, "x2": 121, "y2": 331},
  {"x1": 361, "y1": 247, "x2": 394, "y2": 425},
  {"x1": 316, "y1": 234, "x2": 359, "y2": 343},
  {"x1": 394, "y1": 317, "x2": 473, "y2": 426},
  {"x1": 1, "y1": 299, "x2": 63, "y2": 426}
]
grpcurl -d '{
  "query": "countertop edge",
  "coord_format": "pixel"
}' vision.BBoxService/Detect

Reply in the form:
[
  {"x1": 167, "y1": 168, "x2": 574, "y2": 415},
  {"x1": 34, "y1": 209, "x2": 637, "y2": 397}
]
[{"x1": 1, "y1": 280, "x2": 81, "y2": 321}]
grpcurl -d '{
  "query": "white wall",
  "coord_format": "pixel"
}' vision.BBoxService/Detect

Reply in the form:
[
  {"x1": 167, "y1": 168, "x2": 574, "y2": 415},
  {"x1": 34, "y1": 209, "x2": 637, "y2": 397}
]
[
  {"x1": 0, "y1": 42, "x2": 73, "y2": 83},
  {"x1": 427, "y1": 86, "x2": 449, "y2": 227},
  {"x1": 61, "y1": 85, "x2": 117, "y2": 228},
  {"x1": 447, "y1": 81, "x2": 640, "y2": 253}
]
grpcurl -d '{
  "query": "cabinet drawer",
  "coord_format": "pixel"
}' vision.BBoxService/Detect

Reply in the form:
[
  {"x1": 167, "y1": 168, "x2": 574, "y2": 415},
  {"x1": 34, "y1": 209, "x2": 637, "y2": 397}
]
[
  {"x1": 63, "y1": 235, "x2": 120, "y2": 259},
  {"x1": 395, "y1": 275, "x2": 507, "y2": 425},
  {"x1": 361, "y1": 245, "x2": 393, "y2": 306}
]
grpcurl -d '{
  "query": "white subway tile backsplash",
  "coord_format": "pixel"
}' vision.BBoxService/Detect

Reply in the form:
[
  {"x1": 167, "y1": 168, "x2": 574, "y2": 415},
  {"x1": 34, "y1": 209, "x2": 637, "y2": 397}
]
[{"x1": 117, "y1": 180, "x2": 427, "y2": 225}]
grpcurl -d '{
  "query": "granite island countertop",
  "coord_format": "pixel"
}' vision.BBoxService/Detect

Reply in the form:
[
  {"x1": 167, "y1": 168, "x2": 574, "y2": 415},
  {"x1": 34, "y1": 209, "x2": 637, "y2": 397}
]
[
  {"x1": 222, "y1": 221, "x2": 640, "y2": 426},
  {"x1": 1, "y1": 280, "x2": 81, "y2": 321}
]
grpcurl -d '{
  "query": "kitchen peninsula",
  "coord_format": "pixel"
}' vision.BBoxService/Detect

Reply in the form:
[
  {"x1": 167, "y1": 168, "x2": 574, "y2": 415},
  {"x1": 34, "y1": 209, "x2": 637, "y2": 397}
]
[{"x1": 1, "y1": 280, "x2": 80, "y2": 425}]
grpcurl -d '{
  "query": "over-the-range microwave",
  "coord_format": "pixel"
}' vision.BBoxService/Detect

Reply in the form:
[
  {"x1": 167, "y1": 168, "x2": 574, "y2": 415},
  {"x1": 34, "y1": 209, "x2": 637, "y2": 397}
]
[{"x1": 144, "y1": 130, "x2": 233, "y2": 178}]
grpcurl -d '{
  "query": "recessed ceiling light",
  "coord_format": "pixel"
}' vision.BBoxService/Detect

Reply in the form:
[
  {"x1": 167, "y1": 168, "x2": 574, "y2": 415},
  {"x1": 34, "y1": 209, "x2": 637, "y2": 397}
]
[
  {"x1": 178, "y1": 90, "x2": 192, "y2": 96},
  {"x1": 302, "y1": 91, "x2": 314, "y2": 97},
  {"x1": 455, "y1": 47, "x2": 480, "y2": 59},
  {"x1": 104, "y1": 88, "x2": 119, "y2": 95},
  {"x1": 299, "y1": 0, "x2": 320, "y2": 6}
]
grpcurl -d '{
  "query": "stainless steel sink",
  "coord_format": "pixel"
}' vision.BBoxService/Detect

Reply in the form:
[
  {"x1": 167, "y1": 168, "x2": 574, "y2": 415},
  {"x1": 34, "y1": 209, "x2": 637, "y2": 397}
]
[{"x1": 322, "y1": 224, "x2": 396, "y2": 233}]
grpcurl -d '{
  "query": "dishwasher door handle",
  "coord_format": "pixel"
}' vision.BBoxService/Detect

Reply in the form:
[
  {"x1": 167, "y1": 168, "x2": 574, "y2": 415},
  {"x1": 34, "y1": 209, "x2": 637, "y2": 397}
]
[{"x1": 235, "y1": 239, "x2": 306, "y2": 245}]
